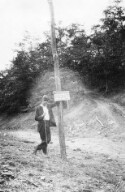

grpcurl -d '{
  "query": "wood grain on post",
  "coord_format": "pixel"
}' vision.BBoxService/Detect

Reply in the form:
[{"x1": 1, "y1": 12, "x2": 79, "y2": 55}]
[{"x1": 47, "y1": 0, "x2": 66, "y2": 159}]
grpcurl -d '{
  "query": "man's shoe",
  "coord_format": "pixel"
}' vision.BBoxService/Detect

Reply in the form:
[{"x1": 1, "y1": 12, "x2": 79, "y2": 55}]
[{"x1": 41, "y1": 142, "x2": 47, "y2": 155}]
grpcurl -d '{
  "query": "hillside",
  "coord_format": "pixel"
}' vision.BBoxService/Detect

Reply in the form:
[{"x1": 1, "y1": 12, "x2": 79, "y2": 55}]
[
  {"x1": 0, "y1": 68, "x2": 125, "y2": 192},
  {"x1": 1, "y1": 68, "x2": 125, "y2": 140},
  {"x1": 29, "y1": 68, "x2": 85, "y2": 108},
  {"x1": 30, "y1": 68, "x2": 125, "y2": 140}
]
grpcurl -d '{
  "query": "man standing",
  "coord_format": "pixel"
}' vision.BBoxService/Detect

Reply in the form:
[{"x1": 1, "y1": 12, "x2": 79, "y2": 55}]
[{"x1": 34, "y1": 95, "x2": 57, "y2": 155}]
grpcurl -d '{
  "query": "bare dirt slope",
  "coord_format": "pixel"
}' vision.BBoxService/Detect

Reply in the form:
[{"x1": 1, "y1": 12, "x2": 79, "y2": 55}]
[{"x1": 0, "y1": 68, "x2": 125, "y2": 192}]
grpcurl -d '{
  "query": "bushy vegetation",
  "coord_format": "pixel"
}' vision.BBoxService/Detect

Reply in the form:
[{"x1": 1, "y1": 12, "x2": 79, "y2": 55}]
[{"x1": 0, "y1": 0, "x2": 125, "y2": 114}]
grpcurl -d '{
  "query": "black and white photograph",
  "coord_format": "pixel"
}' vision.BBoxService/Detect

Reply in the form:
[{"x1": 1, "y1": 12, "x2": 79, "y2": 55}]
[{"x1": 0, "y1": 0, "x2": 125, "y2": 191}]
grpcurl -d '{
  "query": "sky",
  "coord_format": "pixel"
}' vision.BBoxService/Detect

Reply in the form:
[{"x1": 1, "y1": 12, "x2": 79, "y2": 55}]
[{"x1": 0, "y1": 0, "x2": 124, "y2": 71}]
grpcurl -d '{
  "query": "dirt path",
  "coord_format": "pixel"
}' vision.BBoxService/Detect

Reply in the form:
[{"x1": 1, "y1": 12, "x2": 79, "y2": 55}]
[{"x1": 9, "y1": 129, "x2": 125, "y2": 161}]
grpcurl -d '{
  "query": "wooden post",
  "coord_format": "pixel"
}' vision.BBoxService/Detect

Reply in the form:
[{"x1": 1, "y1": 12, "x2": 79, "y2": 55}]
[{"x1": 47, "y1": 0, "x2": 66, "y2": 159}]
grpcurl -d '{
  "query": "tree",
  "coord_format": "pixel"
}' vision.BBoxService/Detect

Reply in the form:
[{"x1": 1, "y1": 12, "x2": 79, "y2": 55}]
[
  {"x1": 0, "y1": 35, "x2": 53, "y2": 114},
  {"x1": 89, "y1": 0, "x2": 125, "y2": 92}
]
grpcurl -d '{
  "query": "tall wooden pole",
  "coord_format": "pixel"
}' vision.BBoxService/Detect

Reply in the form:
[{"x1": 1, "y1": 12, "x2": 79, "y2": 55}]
[{"x1": 47, "y1": 0, "x2": 66, "y2": 159}]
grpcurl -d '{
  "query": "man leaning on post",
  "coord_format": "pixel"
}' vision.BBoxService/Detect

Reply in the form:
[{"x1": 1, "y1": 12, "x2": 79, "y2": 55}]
[{"x1": 33, "y1": 95, "x2": 58, "y2": 155}]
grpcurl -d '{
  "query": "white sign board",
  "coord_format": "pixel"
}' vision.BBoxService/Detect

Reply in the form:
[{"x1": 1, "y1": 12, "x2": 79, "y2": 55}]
[{"x1": 54, "y1": 91, "x2": 70, "y2": 101}]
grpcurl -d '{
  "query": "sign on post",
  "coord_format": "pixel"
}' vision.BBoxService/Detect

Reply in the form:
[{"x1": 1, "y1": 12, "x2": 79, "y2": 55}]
[{"x1": 54, "y1": 91, "x2": 70, "y2": 101}]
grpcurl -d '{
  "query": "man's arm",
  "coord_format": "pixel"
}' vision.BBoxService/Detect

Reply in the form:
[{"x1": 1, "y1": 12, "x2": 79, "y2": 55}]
[{"x1": 48, "y1": 101, "x2": 59, "y2": 108}]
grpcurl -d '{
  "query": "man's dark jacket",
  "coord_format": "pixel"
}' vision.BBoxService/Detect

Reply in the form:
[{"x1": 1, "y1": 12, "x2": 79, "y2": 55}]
[{"x1": 35, "y1": 102, "x2": 56, "y2": 132}]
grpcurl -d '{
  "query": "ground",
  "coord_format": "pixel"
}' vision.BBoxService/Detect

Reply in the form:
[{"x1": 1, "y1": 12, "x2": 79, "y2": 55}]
[
  {"x1": 0, "y1": 98, "x2": 125, "y2": 192},
  {"x1": 0, "y1": 69, "x2": 125, "y2": 192},
  {"x1": 0, "y1": 128, "x2": 125, "y2": 192}
]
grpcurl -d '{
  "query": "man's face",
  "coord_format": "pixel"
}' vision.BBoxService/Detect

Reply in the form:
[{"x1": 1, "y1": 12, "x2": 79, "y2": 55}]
[{"x1": 43, "y1": 100, "x2": 48, "y2": 106}]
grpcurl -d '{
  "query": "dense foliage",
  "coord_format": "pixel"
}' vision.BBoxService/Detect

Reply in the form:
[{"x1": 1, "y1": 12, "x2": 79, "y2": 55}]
[{"x1": 0, "y1": 0, "x2": 125, "y2": 114}]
